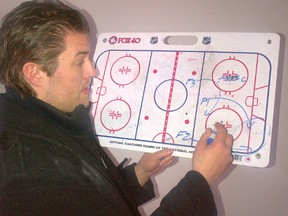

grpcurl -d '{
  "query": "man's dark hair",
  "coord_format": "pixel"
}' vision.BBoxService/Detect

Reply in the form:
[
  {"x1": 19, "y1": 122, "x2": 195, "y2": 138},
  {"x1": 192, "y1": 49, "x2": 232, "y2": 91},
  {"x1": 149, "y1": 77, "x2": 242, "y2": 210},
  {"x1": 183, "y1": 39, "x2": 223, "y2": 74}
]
[{"x1": 0, "y1": 0, "x2": 90, "y2": 96}]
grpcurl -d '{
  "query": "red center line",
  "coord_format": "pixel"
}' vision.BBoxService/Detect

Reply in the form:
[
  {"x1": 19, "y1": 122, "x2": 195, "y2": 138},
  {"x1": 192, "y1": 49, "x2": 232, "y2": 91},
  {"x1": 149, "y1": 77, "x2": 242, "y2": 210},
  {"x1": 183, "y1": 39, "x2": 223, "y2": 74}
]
[{"x1": 162, "y1": 52, "x2": 179, "y2": 142}]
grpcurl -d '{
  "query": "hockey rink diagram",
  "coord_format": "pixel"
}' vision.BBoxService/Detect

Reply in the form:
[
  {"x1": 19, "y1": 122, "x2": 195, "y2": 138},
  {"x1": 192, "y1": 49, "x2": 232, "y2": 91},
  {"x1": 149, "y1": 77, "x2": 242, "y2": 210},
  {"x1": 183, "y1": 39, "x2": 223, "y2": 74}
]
[{"x1": 90, "y1": 33, "x2": 280, "y2": 167}]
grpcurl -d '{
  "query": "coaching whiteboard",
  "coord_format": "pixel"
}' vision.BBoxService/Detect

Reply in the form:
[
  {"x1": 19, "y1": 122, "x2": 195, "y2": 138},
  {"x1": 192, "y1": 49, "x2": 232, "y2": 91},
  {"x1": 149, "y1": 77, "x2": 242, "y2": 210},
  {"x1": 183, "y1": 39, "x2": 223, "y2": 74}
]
[{"x1": 90, "y1": 32, "x2": 280, "y2": 167}]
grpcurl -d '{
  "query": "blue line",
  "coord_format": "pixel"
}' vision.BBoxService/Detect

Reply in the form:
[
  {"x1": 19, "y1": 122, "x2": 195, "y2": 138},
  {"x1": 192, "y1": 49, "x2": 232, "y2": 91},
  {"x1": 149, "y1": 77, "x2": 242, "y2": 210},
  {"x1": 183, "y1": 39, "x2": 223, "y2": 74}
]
[
  {"x1": 134, "y1": 51, "x2": 154, "y2": 139},
  {"x1": 190, "y1": 52, "x2": 207, "y2": 147}
]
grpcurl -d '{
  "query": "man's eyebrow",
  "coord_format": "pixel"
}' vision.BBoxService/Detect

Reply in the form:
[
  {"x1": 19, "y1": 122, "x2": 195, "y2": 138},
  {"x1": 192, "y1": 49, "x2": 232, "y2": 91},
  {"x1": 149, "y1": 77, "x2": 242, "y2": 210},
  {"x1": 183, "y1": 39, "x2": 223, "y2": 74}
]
[{"x1": 74, "y1": 51, "x2": 90, "y2": 58}]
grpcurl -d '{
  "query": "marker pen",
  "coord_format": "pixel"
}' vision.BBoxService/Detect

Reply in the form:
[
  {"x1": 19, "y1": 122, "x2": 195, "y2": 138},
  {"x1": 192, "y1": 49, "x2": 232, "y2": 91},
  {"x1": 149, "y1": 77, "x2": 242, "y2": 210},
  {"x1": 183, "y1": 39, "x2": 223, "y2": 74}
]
[{"x1": 207, "y1": 127, "x2": 217, "y2": 144}]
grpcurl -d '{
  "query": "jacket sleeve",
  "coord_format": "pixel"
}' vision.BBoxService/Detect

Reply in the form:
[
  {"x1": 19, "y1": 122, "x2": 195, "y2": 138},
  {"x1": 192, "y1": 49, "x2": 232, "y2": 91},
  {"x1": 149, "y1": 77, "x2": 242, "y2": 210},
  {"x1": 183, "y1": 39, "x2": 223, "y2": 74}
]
[
  {"x1": 119, "y1": 162, "x2": 155, "y2": 206},
  {"x1": 0, "y1": 134, "x2": 99, "y2": 215},
  {"x1": 151, "y1": 171, "x2": 217, "y2": 216}
]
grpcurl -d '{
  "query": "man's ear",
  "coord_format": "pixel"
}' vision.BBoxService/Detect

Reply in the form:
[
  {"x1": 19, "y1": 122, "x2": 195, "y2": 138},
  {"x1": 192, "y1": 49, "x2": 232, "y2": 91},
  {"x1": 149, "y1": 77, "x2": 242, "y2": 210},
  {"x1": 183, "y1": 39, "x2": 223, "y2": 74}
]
[{"x1": 22, "y1": 62, "x2": 44, "y2": 87}]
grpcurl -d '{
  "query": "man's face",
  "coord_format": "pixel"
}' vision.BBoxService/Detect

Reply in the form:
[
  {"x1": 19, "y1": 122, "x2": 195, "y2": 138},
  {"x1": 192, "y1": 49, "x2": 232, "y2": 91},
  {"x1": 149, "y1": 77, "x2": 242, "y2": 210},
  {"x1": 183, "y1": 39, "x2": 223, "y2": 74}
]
[{"x1": 39, "y1": 33, "x2": 96, "y2": 112}]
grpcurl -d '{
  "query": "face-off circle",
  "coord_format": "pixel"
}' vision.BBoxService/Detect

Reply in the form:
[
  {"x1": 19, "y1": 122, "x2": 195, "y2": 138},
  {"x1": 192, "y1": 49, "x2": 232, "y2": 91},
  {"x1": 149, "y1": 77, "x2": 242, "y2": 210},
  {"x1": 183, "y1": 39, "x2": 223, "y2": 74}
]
[
  {"x1": 205, "y1": 106, "x2": 243, "y2": 141},
  {"x1": 212, "y1": 57, "x2": 249, "y2": 93},
  {"x1": 110, "y1": 55, "x2": 140, "y2": 87},
  {"x1": 100, "y1": 98, "x2": 131, "y2": 133}
]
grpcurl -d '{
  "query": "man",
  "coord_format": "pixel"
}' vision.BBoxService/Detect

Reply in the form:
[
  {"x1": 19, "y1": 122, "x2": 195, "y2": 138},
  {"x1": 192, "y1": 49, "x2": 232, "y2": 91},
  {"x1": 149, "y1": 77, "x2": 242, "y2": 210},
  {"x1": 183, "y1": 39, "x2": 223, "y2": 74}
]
[{"x1": 0, "y1": 0, "x2": 233, "y2": 215}]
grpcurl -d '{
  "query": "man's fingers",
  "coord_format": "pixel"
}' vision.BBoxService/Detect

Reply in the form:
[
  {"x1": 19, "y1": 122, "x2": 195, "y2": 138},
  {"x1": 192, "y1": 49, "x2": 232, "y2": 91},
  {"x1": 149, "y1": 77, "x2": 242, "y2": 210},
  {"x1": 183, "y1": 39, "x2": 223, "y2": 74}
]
[
  {"x1": 152, "y1": 148, "x2": 173, "y2": 160},
  {"x1": 213, "y1": 122, "x2": 229, "y2": 143},
  {"x1": 196, "y1": 127, "x2": 212, "y2": 150},
  {"x1": 213, "y1": 122, "x2": 234, "y2": 148},
  {"x1": 150, "y1": 149, "x2": 174, "y2": 167},
  {"x1": 159, "y1": 155, "x2": 174, "y2": 167},
  {"x1": 226, "y1": 134, "x2": 234, "y2": 148}
]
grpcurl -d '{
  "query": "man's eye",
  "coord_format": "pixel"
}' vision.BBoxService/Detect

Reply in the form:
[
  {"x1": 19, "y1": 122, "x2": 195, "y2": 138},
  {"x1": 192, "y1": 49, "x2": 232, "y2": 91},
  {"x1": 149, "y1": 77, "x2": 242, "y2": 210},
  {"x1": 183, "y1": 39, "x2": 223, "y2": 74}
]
[{"x1": 76, "y1": 61, "x2": 84, "y2": 67}]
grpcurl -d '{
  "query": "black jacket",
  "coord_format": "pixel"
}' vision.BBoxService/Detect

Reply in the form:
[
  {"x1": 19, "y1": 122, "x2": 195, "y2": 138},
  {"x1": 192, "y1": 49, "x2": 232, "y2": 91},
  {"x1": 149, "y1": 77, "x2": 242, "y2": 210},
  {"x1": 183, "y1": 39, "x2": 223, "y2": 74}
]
[{"x1": 0, "y1": 88, "x2": 217, "y2": 216}]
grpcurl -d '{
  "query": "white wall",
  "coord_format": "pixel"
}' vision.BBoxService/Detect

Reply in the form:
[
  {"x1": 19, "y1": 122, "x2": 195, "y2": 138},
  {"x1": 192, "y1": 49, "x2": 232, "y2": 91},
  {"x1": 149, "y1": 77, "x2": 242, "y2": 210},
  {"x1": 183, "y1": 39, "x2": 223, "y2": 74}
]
[{"x1": 1, "y1": 0, "x2": 288, "y2": 215}]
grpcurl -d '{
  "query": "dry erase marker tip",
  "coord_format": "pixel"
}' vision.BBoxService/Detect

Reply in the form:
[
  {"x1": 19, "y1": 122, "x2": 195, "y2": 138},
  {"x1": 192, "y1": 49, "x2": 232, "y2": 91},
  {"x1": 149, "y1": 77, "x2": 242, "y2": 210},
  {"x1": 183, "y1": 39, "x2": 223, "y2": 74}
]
[
  {"x1": 207, "y1": 127, "x2": 217, "y2": 144},
  {"x1": 207, "y1": 137, "x2": 214, "y2": 144}
]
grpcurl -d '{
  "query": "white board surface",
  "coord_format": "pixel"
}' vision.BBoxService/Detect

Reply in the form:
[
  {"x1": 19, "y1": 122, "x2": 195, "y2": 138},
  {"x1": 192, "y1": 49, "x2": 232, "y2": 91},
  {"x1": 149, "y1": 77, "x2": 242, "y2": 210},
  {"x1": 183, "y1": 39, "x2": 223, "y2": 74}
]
[{"x1": 90, "y1": 32, "x2": 280, "y2": 167}]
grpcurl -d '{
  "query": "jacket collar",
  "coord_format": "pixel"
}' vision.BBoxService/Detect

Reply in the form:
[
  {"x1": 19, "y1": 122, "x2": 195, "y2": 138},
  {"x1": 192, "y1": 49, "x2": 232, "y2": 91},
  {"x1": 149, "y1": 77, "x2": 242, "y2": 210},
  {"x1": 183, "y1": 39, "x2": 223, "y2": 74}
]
[{"x1": 2, "y1": 87, "x2": 92, "y2": 135}]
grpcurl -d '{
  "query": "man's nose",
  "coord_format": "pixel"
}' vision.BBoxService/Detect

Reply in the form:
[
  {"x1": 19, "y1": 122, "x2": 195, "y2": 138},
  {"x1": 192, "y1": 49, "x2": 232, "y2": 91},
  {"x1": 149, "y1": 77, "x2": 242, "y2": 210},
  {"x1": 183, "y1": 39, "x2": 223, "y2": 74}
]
[{"x1": 86, "y1": 60, "x2": 97, "y2": 78}]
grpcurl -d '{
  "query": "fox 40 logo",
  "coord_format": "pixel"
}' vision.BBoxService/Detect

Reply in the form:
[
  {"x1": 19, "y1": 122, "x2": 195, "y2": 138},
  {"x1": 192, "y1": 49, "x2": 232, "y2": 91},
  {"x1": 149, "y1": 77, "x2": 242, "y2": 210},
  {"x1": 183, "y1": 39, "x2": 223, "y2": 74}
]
[{"x1": 109, "y1": 36, "x2": 141, "y2": 44}]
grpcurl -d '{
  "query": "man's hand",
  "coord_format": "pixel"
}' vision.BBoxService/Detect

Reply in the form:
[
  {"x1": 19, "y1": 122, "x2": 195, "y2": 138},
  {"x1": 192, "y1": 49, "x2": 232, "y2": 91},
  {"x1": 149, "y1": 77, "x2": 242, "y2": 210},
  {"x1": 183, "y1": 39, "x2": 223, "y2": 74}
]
[
  {"x1": 135, "y1": 149, "x2": 174, "y2": 187},
  {"x1": 192, "y1": 122, "x2": 233, "y2": 185}
]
